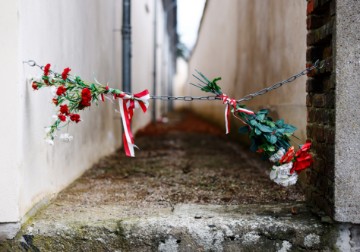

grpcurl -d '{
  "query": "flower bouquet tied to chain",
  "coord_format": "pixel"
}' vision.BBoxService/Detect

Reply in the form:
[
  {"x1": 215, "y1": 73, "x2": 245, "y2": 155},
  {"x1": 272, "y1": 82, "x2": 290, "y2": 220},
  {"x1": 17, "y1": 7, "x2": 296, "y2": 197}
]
[
  {"x1": 28, "y1": 60, "x2": 317, "y2": 186},
  {"x1": 192, "y1": 70, "x2": 314, "y2": 186},
  {"x1": 31, "y1": 62, "x2": 149, "y2": 157}
]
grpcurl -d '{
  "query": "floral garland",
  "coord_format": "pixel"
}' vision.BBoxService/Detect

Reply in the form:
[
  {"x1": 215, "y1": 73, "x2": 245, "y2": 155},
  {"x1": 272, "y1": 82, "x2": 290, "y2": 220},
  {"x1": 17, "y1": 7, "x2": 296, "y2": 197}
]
[
  {"x1": 31, "y1": 63, "x2": 313, "y2": 186},
  {"x1": 31, "y1": 63, "x2": 149, "y2": 157},
  {"x1": 192, "y1": 71, "x2": 313, "y2": 187}
]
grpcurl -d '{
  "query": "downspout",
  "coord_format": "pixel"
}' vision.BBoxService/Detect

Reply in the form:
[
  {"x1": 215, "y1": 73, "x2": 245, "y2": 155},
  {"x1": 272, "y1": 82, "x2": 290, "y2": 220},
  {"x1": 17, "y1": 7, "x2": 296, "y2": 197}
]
[
  {"x1": 152, "y1": 0, "x2": 158, "y2": 122},
  {"x1": 122, "y1": 0, "x2": 131, "y2": 93}
]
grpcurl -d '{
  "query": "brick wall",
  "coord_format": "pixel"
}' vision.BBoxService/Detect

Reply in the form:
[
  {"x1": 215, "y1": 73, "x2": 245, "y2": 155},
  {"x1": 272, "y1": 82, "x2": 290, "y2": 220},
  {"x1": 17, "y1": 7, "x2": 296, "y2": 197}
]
[{"x1": 306, "y1": 0, "x2": 336, "y2": 217}]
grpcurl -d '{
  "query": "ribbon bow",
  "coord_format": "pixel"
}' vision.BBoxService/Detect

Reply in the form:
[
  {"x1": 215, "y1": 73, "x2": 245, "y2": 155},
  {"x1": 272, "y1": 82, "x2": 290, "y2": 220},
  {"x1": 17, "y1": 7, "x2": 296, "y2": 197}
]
[
  {"x1": 117, "y1": 90, "x2": 150, "y2": 157},
  {"x1": 218, "y1": 94, "x2": 254, "y2": 134}
]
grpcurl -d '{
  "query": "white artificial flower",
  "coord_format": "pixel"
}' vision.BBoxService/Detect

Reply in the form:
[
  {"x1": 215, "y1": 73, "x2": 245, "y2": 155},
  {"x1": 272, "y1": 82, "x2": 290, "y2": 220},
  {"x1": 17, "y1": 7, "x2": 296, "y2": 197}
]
[
  {"x1": 50, "y1": 86, "x2": 57, "y2": 96},
  {"x1": 59, "y1": 133, "x2": 73, "y2": 142},
  {"x1": 45, "y1": 138, "x2": 54, "y2": 146},
  {"x1": 269, "y1": 162, "x2": 298, "y2": 187},
  {"x1": 269, "y1": 147, "x2": 285, "y2": 163}
]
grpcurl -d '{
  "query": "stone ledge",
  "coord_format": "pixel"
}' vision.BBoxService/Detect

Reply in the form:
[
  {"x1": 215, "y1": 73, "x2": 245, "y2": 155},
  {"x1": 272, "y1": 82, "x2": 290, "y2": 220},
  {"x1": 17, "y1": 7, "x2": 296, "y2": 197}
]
[{"x1": 0, "y1": 203, "x2": 341, "y2": 251}]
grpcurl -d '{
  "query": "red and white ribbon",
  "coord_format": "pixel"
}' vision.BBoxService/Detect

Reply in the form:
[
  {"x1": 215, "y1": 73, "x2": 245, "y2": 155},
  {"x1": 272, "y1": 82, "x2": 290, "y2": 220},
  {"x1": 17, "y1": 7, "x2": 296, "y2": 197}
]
[
  {"x1": 117, "y1": 90, "x2": 150, "y2": 157},
  {"x1": 218, "y1": 94, "x2": 254, "y2": 134}
]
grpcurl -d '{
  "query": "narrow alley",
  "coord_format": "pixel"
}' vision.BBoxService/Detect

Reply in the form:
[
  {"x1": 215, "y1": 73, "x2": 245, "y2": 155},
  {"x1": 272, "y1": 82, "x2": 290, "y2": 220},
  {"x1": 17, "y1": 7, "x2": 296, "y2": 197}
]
[{"x1": 1, "y1": 112, "x2": 336, "y2": 251}]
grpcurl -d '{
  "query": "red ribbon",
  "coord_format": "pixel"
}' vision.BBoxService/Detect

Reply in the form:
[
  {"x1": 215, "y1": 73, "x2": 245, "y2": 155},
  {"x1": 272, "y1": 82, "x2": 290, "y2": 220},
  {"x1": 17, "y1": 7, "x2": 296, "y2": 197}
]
[
  {"x1": 116, "y1": 90, "x2": 150, "y2": 157},
  {"x1": 218, "y1": 94, "x2": 254, "y2": 134}
]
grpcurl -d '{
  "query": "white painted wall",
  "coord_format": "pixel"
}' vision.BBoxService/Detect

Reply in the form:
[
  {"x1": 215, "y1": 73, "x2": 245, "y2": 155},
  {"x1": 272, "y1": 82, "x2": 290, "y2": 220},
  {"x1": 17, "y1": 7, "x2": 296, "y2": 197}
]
[
  {"x1": 0, "y1": 0, "x2": 21, "y2": 222},
  {"x1": 0, "y1": 0, "x2": 175, "y2": 225},
  {"x1": 179, "y1": 0, "x2": 307, "y2": 141},
  {"x1": 17, "y1": 0, "x2": 123, "y2": 221}
]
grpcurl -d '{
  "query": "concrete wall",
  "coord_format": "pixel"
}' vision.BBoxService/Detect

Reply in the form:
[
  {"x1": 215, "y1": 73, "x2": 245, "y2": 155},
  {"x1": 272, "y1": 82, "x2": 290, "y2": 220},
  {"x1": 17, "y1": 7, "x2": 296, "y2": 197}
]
[
  {"x1": 334, "y1": 0, "x2": 360, "y2": 223},
  {"x1": 179, "y1": 0, "x2": 307, "y2": 141},
  {"x1": 0, "y1": 0, "x2": 175, "y2": 230}
]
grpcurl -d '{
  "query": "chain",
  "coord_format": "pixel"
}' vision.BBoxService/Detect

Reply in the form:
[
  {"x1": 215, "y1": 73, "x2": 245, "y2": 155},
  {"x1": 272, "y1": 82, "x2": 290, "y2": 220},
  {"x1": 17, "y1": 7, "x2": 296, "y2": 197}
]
[
  {"x1": 23, "y1": 59, "x2": 322, "y2": 103},
  {"x1": 150, "y1": 95, "x2": 220, "y2": 101},
  {"x1": 236, "y1": 59, "x2": 321, "y2": 102},
  {"x1": 150, "y1": 60, "x2": 321, "y2": 102}
]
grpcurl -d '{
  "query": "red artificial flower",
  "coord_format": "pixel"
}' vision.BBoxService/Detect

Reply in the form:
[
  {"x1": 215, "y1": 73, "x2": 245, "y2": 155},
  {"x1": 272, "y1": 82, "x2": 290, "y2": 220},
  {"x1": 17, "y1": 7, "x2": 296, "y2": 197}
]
[
  {"x1": 52, "y1": 98, "x2": 58, "y2": 105},
  {"x1": 61, "y1": 67, "x2": 71, "y2": 80},
  {"x1": 44, "y1": 63, "x2": 51, "y2": 76},
  {"x1": 80, "y1": 88, "x2": 92, "y2": 107},
  {"x1": 60, "y1": 104, "x2": 69, "y2": 115},
  {"x1": 58, "y1": 114, "x2": 66, "y2": 122},
  {"x1": 32, "y1": 82, "x2": 38, "y2": 90},
  {"x1": 291, "y1": 143, "x2": 313, "y2": 174},
  {"x1": 280, "y1": 146, "x2": 295, "y2": 164},
  {"x1": 56, "y1": 85, "x2": 67, "y2": 96},
  {"x1": 70, "y1": 113, "x2": 81, "y2": 123},
  {"x1": 256, "y1": 148, "x2": 264, "y2": 153}
]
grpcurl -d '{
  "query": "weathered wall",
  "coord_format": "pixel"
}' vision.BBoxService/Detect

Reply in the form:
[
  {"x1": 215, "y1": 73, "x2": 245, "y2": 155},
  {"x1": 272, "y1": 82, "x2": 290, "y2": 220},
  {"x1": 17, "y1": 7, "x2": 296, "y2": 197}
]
[
  {"x1": 17, "y1": 0, "x2": 123, "y2": 225},
  {"x1": 334, "y1": 0, "x2": 360, "y2": 223},
  {"x1": 0, "y1": 0, "x2": 21, "y2": 223},
  {"x1": 0, "y1": 0, "x2": 175, "y2": 230},
  {"x1": 179, "y1": 0, "x2": 307, "y2": 141},
  {"x1": 306, "y1": 0, "x2": 360, "y2": 225},
  {"x1": 306, "y1": 0, "x2": 336, "y2": 221}
]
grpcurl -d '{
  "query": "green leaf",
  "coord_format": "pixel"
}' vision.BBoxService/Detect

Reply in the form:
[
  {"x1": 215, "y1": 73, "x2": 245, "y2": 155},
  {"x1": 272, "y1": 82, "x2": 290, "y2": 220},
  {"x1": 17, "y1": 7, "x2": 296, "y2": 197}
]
[
  {"x1": 255, "y1": 128, "x2": 262, "y2": 135},
  {"x1": 267, "y1": 145, "x2": 275, "y2": 152},
  {"x1": 269, "y1": 135, "x2": 277, "y2": 144},
  {"x1": 283, "y1": 124, "x2": 297, "y2": 133},
  {"x1": 256, "y1": 113, "x2": 265, "y2": 121},
  {"x1": 284, "y1": 132, "x2": 294, "y2": 137},
  {"x1": 265, "y1": 121, "x2": 276, "y2": 128},
  {"x1": 275, "y1": 128, "x2": 285, "y2": 135},
  {"x1": 260, "y1": 143, "x2": 275, "y2": 152},
  {"x1": 268, "y1": 134, "x2": 277, "y2": 144},
  {"x1": 195, "y1": 70, "x2": 211, "y2": 83},
  {"x1": 276, "y1": 119, "x2": 284, "y2": 127},
  {"x1": 256, "y1": 123, "x2": 273, "y2": 133},
  {"x1": 257, "y1": 109, "x2": 268, "y2": 115},
  {"x1": 249, "y1": 119, "x2": 258, "y2": 127}
]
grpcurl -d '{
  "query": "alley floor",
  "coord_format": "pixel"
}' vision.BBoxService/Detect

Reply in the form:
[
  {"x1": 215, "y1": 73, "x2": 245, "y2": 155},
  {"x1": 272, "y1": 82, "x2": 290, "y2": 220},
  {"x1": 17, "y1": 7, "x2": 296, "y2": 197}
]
[{"x1": 1, "y1": 111, "x2": 338, "y2": 251}]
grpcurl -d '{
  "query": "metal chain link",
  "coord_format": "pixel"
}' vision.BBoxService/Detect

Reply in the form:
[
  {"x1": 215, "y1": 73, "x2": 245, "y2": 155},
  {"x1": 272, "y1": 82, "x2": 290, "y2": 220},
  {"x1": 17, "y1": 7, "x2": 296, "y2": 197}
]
[
  {"x1": 23, "y1": 59, "x2": 322, "y2": 103},
  {"x1": 150, "y1": 95, "x2": 221, "y2": 101},
  {"x1": 150, "y1": 60, "x2": 321, "y2": 103},
  {"x1": 236, "y1": 59, "x2": 321, "y2": 102}
]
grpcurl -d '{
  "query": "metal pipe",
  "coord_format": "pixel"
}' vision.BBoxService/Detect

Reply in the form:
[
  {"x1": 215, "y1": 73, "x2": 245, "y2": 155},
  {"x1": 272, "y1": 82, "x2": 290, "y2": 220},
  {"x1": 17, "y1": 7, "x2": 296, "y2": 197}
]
[
  {"x1": 152, "y1": 0, "x2": 157, "y2": 122},
  {"x1": 122, "y1": 0, "x2": 131, "y2": 93}
]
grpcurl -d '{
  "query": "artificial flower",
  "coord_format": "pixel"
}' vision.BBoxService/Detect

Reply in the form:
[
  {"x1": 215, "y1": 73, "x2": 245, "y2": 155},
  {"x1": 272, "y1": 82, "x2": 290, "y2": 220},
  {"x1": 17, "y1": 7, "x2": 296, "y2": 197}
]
[
  {"x1": 59, "y1": 133, "x2": 73, "y2": 142},
  {"x1": 280, "y1": 146, "x2": 295, "y2": 164},
  {"x1": 269, "y1": 147, "x2": 285, "y2": 163},
  {"x1": 44, "y1": 64, "x2": 51, "y2": 76},
  {"x1": 58, "y1": 114, "x2": 66, "y2": 122},
  {"x1": 45, "y1": 138, "x2": 54, "y2": 146},
  {"x1": 50, "y1": 86, "x2": 57, "y2": 96},
  {"x1": 291, "y1": 143, "x2": 313, "y2": 174},
  {"x1": 61, "y1": 67, "x2": 71, "y2": 80},
  {"x1": 56, "y1": 85, "x2": 67, "y2": 96},
  {"x1": 70, "y1": 113, "x2": 81, "y2": 123},
  {"x1": 52, "y1": 98, "x2": 58, "y2": 105},
  {"x1": 32, "y1": 82, "x2": 38, "y2": 90},
  {"x1": 60, "y1": 104, "x2": 69, "y2": 115},
  {"x1": 80, "y1": 88, "x2": 92, "y2": 107},
  {"x1": 269, "y1": 162, "x2": 298, "y2": 187}
]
